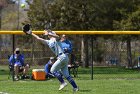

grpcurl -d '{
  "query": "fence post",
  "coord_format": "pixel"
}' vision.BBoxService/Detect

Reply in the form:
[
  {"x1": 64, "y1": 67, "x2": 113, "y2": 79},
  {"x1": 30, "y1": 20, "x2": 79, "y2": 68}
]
[
  {"x1": 91, "y1": 35, "x2": 94, "y2": 80},
  {"x1": 12, "y1": 34, "x2": 15, "y2": 81}
]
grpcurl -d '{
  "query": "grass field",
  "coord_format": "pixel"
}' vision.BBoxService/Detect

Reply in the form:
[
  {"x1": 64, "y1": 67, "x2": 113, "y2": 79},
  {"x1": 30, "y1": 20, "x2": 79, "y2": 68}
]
[{"x1": 0, "y1": 65, "x2": 140, "y2": 94}]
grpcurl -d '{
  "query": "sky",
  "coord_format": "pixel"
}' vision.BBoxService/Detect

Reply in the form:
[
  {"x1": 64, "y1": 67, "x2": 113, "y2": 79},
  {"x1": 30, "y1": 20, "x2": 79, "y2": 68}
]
[
  {"x1": 12, "y1": 0, "x2": 26, "y2": 4},
  {"x1": 21, "y1": 0, "x2": 25, "y2": 3}
]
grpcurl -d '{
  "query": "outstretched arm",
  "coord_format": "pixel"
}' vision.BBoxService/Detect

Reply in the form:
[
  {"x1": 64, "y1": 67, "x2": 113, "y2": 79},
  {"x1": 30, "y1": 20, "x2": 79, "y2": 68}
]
[{"x1": 31, "y1": 33, "x2": 46, "y2": 44}]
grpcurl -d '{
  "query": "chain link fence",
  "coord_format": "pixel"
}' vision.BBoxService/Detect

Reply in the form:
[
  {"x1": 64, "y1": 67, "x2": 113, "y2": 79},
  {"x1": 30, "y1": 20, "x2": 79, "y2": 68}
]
[
  {"x1": 92, "y1": 37, "x2": 140, "y2": 68},
  {"x1": 0, "y1": 34, "x2": 81, "y2": 65},
  {"x1": 0, "y1": 34, "x2": 140, "y2": 79},
  {"x1": 0, "y1": 34, "x2": 54, "y2": 65}
]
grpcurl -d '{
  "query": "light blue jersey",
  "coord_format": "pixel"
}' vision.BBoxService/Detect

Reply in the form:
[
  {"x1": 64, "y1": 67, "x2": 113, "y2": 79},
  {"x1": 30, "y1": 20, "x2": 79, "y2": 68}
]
[{"x1": 45, "y1": 37, "x2": 64, "y2": 56}]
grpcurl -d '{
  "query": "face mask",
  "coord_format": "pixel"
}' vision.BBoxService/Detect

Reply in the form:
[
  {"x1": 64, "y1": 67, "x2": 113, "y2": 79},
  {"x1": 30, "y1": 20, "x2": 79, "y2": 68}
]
[{"x1": 16, "y1": 51, "x2": 20, "y2": 54}]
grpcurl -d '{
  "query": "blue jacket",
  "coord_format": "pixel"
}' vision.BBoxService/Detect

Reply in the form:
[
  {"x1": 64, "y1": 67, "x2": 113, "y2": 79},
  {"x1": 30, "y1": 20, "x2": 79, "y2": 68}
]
[
  {"x1": 61, "y1": 39, "x2": 72, "y2": 54},
  {"x1": 9, "y1": 54, "x2": 24, "y2": 66}
]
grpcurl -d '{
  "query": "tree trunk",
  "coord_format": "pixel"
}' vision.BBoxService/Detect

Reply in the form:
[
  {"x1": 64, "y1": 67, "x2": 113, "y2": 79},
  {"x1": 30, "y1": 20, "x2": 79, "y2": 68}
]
[
  {"x1": 126, "y1": 39, "x2": 132, "y2": 68},
  {"x1": 85, "y1": 35, "x2": 89, "y2": 67},
  {"x1": 81, "y1": 35, "x2": 89, "y2": 67}
]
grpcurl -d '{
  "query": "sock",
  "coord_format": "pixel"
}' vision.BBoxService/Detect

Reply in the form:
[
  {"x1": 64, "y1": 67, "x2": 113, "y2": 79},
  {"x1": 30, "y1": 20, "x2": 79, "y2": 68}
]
[
  {"x1": 66, "y1": 76, "x2": 77, "y2": 88},
  {"x1": 53, "y1": 71, "x2": 64, "y2": 84}
]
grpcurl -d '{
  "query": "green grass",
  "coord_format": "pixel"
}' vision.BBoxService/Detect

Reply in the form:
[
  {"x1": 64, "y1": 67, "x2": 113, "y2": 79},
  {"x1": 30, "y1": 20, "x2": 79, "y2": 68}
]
[{"x1": 0, "y1": 65, "x2": 140, "y2": 94}]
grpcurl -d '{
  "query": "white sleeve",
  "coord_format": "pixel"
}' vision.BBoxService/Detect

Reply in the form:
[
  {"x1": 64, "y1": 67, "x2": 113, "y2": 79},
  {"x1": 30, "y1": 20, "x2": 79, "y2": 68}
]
[{"x1": 44, "y1": 40, "x2": 49, "y2": 45}]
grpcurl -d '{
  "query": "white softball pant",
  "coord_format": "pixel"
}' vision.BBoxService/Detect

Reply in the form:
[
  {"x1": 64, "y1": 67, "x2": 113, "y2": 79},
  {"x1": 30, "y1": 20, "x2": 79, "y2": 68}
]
[{"x1": 50, "y1": 53, "x2": 70, "y2": 78}]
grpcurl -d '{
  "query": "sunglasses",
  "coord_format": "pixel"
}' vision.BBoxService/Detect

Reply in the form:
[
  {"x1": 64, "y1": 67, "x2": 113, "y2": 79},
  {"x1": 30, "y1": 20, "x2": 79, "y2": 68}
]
[{"x1": 16, "y1": 51, "x2": 20, "y2": 54}]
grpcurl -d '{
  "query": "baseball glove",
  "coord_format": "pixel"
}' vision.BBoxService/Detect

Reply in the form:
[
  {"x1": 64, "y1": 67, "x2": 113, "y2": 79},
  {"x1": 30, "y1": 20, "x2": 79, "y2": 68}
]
[{"x1": 22, "y1": 24, "x2": 32, "y2": 34}]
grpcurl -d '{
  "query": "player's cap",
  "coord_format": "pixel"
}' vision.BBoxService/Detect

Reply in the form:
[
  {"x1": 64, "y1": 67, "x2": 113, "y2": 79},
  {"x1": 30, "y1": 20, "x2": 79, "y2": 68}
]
[
  {"x1": 49, "y1": 31, "x2": 56, "y2": 35},
  {"x1": 15, "y1": 48, "x2": 20, "y2": 54},
  {"x1": 50, "y1": 57, "x2": 54, "y2": 60},
  {"x1": 44, "y1": 29, "x2": 56, "y2": 36},
  {"x1": 15, "y1": 48, "x2": 20, "y2": 51},
  {"x1": 62, "y1": 34, "x2": 66, "y2": 37}
]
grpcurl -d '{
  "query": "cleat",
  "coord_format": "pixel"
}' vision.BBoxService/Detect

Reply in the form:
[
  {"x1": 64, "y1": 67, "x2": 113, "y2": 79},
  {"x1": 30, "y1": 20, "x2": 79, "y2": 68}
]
[
  {"x1": 59, "y1": 82, "x2": 67, "y2": 90},
  {"x1": 73, "y1": 87, "x2": 79, "y2": 92},
  {"x1": 14, "y1": 76, "x2": 19, "y2": 81}
]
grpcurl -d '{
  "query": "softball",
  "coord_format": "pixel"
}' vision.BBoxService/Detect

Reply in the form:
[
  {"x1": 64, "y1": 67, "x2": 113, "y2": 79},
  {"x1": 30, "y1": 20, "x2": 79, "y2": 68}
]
[{"x1": 20, "y1": 4, "x2": 26, "y2": 8}]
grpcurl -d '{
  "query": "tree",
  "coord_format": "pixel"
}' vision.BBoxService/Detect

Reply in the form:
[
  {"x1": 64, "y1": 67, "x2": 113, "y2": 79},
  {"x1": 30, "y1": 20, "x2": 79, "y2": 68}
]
[
  {"x1": 113, "y1": 0, "x2": 140, "y2": 68},
  {"x1": 27, "y1": 0, "x2": 140, "y2": 67},
  {"x1": 89, "y1": 0, "x2": 140, "y2": 68},
  {"x1": 27, "y1": 0, "x2": 93, "y2": 67}
]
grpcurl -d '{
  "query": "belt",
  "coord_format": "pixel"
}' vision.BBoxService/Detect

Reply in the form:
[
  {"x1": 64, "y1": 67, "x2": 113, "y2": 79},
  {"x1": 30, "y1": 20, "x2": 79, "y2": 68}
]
[
  {"x1": 57, "y1": 53, "x2": 66, "y2": 57},
  {"x1": 58, "y1": 53, "x2": 63, "y2": 56}
]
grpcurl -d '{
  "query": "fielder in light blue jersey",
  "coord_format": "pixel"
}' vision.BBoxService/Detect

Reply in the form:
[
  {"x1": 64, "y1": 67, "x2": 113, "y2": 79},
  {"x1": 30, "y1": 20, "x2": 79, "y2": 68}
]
[{"x1": 28, "y1": 29, "x2": 78, "y2": 92}]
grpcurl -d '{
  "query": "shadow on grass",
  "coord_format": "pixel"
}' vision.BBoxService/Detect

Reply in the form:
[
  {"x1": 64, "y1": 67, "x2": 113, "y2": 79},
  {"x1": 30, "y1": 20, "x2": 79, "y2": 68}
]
[
  {"x1": 62, "y1": 89, "x2": 92, "y2": 93},
  {"x1": 79, "y1": 89, "x2": 92, "y2": 92},
  {"x1": 78, "y1": 66, "x2": 140, "y2": 75},
  {"x1": 0, "y1": 69, "x2": 9, "y2": 75},
  {"x1": 1, "y1": 66, "x2": 140, "y2": 82}
]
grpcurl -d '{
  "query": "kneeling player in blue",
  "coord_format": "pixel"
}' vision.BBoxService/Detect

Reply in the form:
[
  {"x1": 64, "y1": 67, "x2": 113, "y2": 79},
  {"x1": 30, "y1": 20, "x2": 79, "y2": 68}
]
[
  {"x1": 44, "y1": 57, "x2": 55, "y2": 78},
  {"x1": 25, "y1": 29, "x2": 78, "y2": 92}
]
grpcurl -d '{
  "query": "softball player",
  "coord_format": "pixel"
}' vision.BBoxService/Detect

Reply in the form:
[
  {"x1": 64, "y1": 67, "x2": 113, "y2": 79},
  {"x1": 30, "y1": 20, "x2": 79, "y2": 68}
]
[{"x1": 27, "y1": 29, "x2": 78, "y2": 91}]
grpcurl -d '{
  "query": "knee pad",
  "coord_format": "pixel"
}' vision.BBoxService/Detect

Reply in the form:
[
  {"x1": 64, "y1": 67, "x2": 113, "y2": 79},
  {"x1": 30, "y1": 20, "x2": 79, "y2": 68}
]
[
  {"x1": 26, "y1": 64, "x2": 29, "y2": 67},
  {"x1": 53, "y1": 71, "x2": 61, "y2": 77},
  {"x1": 14, "y1": 64, "x2": 18, "y2": 67}
]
